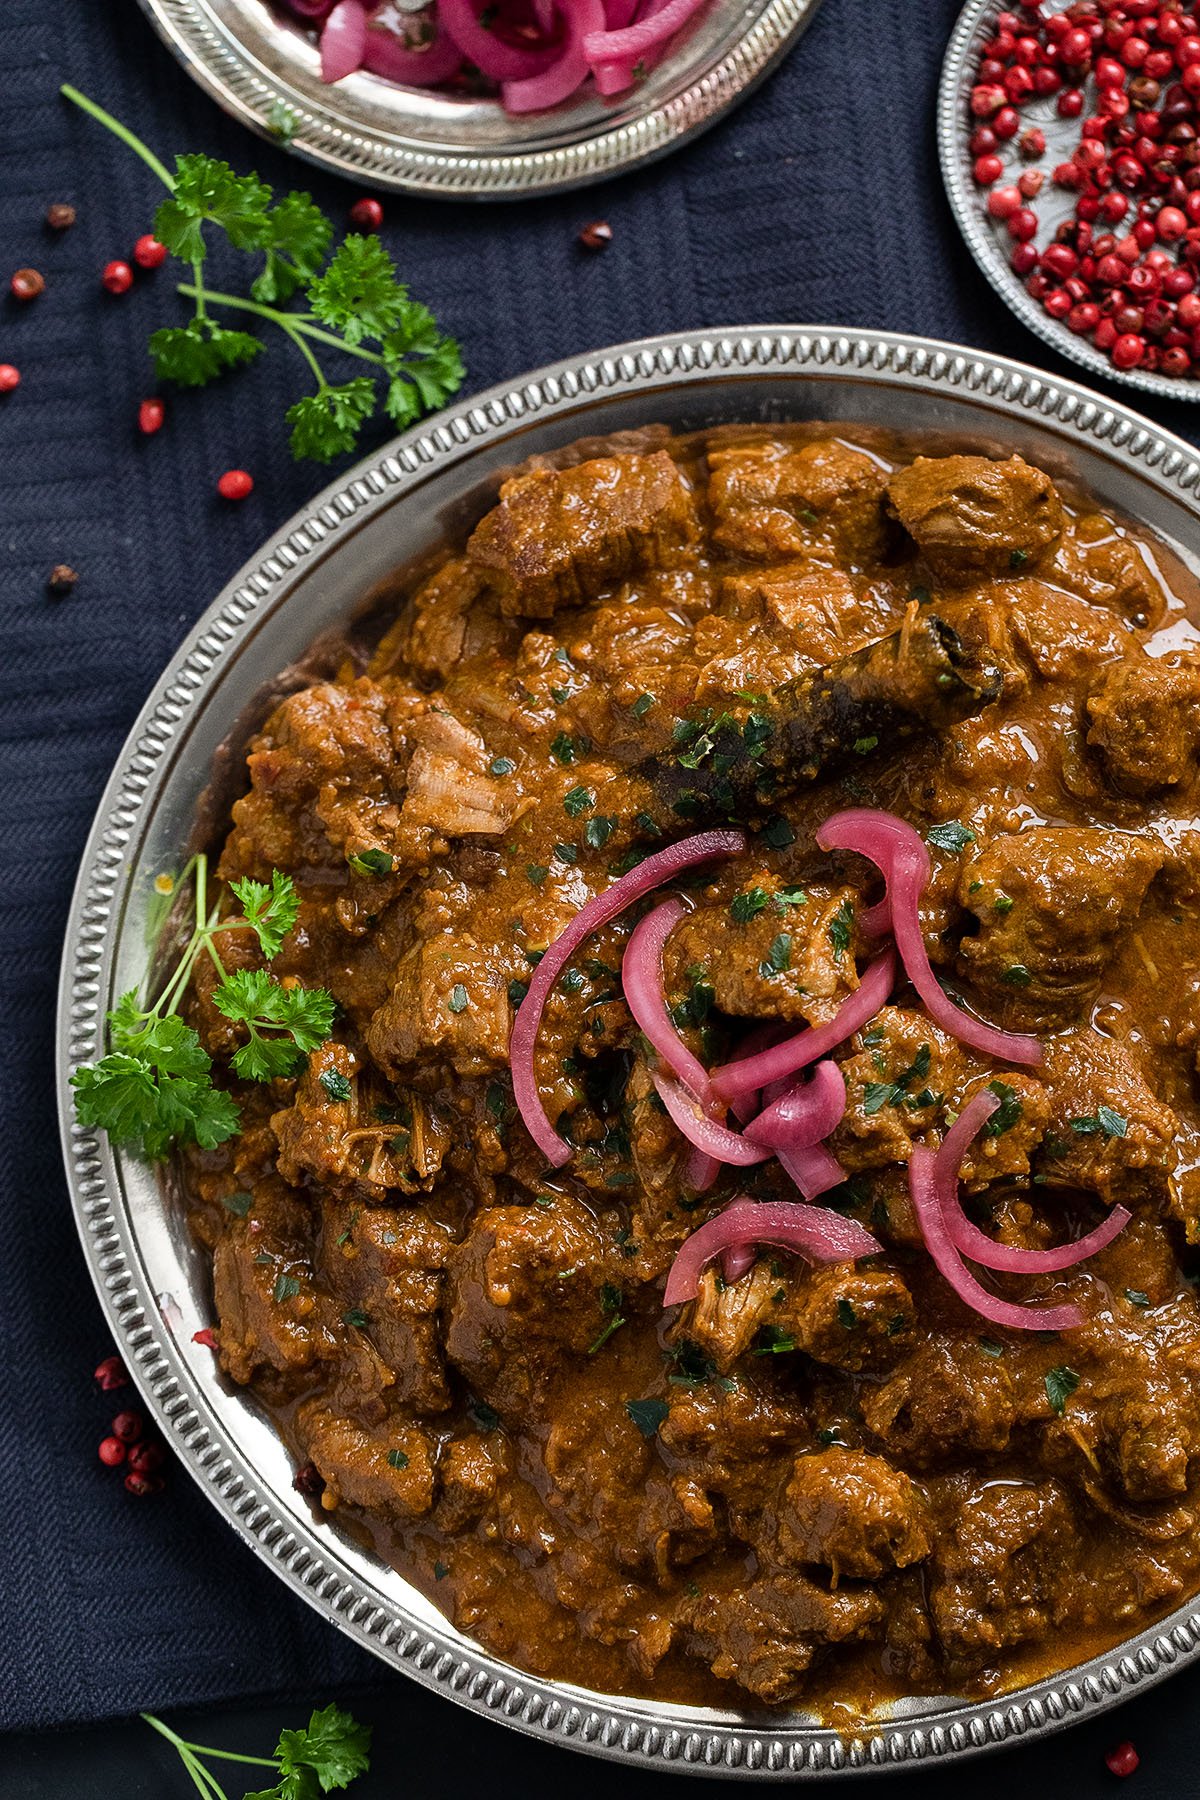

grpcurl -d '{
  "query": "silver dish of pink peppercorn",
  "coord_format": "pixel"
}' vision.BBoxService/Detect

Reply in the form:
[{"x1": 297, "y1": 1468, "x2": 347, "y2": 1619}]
[
  {"x1": 56, "y1": 324, "x2": 1200, "y2": 1775},
  {"x1": 939, "y1": 0, "x2": 1200, "y2": 401},
  {"x1": 134, "y1": 0, "x2": 823, "y2": 198}
]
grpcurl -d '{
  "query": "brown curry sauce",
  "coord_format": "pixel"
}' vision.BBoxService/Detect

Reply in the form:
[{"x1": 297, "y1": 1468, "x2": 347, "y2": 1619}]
[{"x1": 181, "y1": 425, "x2": 1200, "y2": 1718}]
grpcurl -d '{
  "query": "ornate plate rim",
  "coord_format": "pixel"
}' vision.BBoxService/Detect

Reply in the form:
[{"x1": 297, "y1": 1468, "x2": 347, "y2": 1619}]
[
  {"x1": 938, "y1": 0, "x2": 1200, "y2": 404},
  {"x1": 57, "y1": 325, "x2": 1200, "y2": 1777},
  {"x1": 134, "y1": 0, "x2": 824, "y2": 198}
]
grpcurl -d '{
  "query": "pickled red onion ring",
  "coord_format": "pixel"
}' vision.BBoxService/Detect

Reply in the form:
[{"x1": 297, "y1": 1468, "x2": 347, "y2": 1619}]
[
  {"x1": 650, "y1": 1070, "x2": 773, "y2": 1167},
  {"x1": 745, "y1": 1060, "x2": 847, "y2": 1151},
  {"x1": 711, "y1": 948, "x2": 897, "y2": 1103},
  {"x1": 503, "y1": 0, "x2": 606, "y2": 111},
  {"x1": 509, "y1": 828, "x2": 744, "y2": 1167},
  {"x1": 908, "y1": 1146, "x2": 1083, "y2": 1332},
  {"x1": 815, "y1": 808, "x2": 1042, "y2": 1067},
  {"x1": 664, "y1": 1199, "x2": 882, "y2": 1307},
  {"x1": 440, "y1": 0, "x2": 561, "y2": 80},
  {"x1": 582, "y1": 0, "x2": 706, "y2": 66},
  {"x1": 623, "y1": 898, "x2": 711, "y2": 1102},
  {"x1": 776, "y1": 1140, "x2": 847, "y2": 1201},
  {"x1": 935, "y1": 1089, "x2": 1131, "y2": 1273},
  {"x1": 319, "y1": 0, "x2": 369, "y2": 80},
  {"x1": 361, "y1": 24, "x2": 464, "y2": 83}
]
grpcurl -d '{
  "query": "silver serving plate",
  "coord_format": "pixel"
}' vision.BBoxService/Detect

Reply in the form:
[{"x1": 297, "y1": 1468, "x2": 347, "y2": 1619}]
[
  {"x1": 939, "y1": 0, "x2": 1200, "y2": 403},
  {"x1": 58, "y1": 327, "x2": 1200, "y2": 1776},
  {"x1": 135, "y1": 0, "x2": 823, "y2": 197}
]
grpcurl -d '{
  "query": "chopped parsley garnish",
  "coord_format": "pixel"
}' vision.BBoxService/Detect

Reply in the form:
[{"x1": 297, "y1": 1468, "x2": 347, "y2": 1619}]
[
  {"x1": 761, "y1": 815, "x2": 796, "y2": 850},
  {"x1": 632, "y1": 693, "x2": 655, "y2": 719},
  {"x1": 525, "y1": 864, "x2": 549, "y2": 888},
  {"x1": 273, "y1": 1273, "x2": 301, "y2": 1302},
  {"x1": 320, "y1": 1068, "x2": 352, "y2": 1102},
  {"x1": 634, "y1": 810, "x2": 663, "y2": 838},
  {"x1": 433, "y1": 1561, "x2": 449, "y2": 1580},
  {"x1": 222, "y1": 1191, "x2": 253, "y2": 1217},
  {"x1": 754, "y1": 1324, "x2": 798, "y2": 1355},
  {"x1": 386, "y1": 1448, "x2": 409, "y2": 1469},
  {"x1": 863, "y1": 1043, "x2": 932, "y2": 1114},
  {"x1": 1002, "y1": 964, "x2": 1032, "y2": 987},
  {"x1": 469, "y1": 1399, "x2": 501, "y2": 1431},
  {"x1": 550, "y1": 731, "x2": 588, "y2": 766},
  {"x1": 1070, "y1": 1107, "x2": 1128, "y2": 1138},
  {"x1": 347, "y1": 847, "x2": 394, "y2": 877},
  {"x1": 993, "y1": 893, "x2": 1014, "y2": 915},
  {"x1": 549, "y1": 686, "x2": 570, "y2": 706},
  {"x1": 672, "y1": 968, "x2": 715, "y2": 1030},
  {"x1": 342, "y1": 1307, "x2": 369, "y2": 1328},
  {"x1": 1125, "y1": 1288, "x2": 1151, "y2": 1308},
  {"x1": 977, "y1": 1336, "x2": 1005, "y2": 1357},
  {"x1": 1045, "y1": 1365, "x2": 1080, "y2": 1415},
  {"x1": 731, "y1": 886, "x2": 770, "y2": 923},
  {"x1": 584, "y1": 815, "x2": 616, "y2": 849},
  {"x1": 828, "y1": 897, "x2": 855, "y2": 962},
  {"x1": 625, "y1": 1396, "x2": 670, "y2": 1438},
  {"x1": 507, "y1": 979, "x2": 529, "y2": 1007},
  {"x1": 760, "y1": 932, "x2": 792, "y2": 977},
  {"x1": 983, "y1": 1080, "x2": 1022, "y2": 1137},
  {"x1": 667, "y1": 1338, "x2": 718, "y2": 1385},
  {"x1": 852, "y1": 735, "x2": 879, "y2": 756},
  {"x1": 447, "y1": 983, "x2": 469, "y2": 1014},
  {"x1": 816, "y1": 1428, "x2": 845, "y2": 1447},
  {"x1": 563, "y1": 784, "x2": 593, "y2": 817},
  {"x1": 926, "y1": 821, "x2": 976, "y2": 855},
  {"x1": 553, "y1": 842, "x2": 578, "y2": 864},
  {"x1": 836, "y1": 1297, "x2": 857, "y2": 1331},
  {"x1": 488, "y1": 756, "x2": 515, "y2": 777},
  {"x1": 1010, "y1": 547, "x2": 1030, "y2": 569}
]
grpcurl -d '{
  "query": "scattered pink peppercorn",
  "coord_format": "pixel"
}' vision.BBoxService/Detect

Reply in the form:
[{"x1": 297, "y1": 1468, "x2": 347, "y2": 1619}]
[
  {"x1": 0, "y1": 364, "x2": 19, "y2": 393},
  {"x1": 98, "y1": 1436, "x2": 127, "y2": 1468},
  {"x1": 128, "y1": 1441, "x2": 165, "y2": 1476},
  {"x1": 193, "y1": 1326, "x2": 219, "y2": 1349},
  {"x1": 349, "y1": 196, "x2": 384, "y2": 230},
  {"x1": 975, "y1": 152, "x2": 1004, "y2": 184},
  {"x1": 1104, "y1": 1741, "x2": 1140, "y2": 1779},
  {"x1": 217, "y1": 468, "x2": 254, "y2": 501},
  {"x1": 94, "y1": 1355, "x2": 129, "y2": 1390},
  {"x1": 124, "y1": 1470, "x2": 164, "y2": 1497},
  {"x1": 10, "y1": 268, "x2": 44, "y2": 302},
  {"x1": 133, "y1": 233, "x2": 167, "y2": 269},
  {"x1": 111, "y1": 1411, "x2": 144, "y2": 1445},
  {"x1": 138, "y1": 397, "x2": 165, "y2": 435},
  {"x1": 101, "y1": 260, "x2": 134, "y2": 295},
  {"x1": 1112, "y1": 331, "x2": 1146, "y2": 368}
]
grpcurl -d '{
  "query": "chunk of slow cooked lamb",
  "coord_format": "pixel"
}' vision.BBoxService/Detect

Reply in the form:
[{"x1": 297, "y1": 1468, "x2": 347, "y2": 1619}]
[
  {"x1": 681, "y1": 1574, "x2": 885, "y2": 1704},
  {"x1": 957, "y1": 826, "x2": 1162, "y2": 1025},
  {"x1": 319, "y1": 1200, "x2": 453, "y2": 1414},
  {"x1": 926, "y1": 1478, "x2": 1078, "y2": 1668},
  {"x1": 750, "y1": 1447, "x2": 932, "y2": 1580},
  {"x1": 1037, "y1": 1030, "x2": 1176, "y2": 1206},
  {"x1": 465, "y1": 452, "x2": 700, "y2": 620},
  {"x1": 444, "y1": 1196, "x2": 613, "y2": 1419},
  {"x1": 707, "y1": 439, "x2": 889, "y2": 564},
  {"x1": 885, "y1": 454, "x2": 1063, "y2": 582},
  {"x1": 1087, "y1": 655, "x2": 1200, "y2": 797}
]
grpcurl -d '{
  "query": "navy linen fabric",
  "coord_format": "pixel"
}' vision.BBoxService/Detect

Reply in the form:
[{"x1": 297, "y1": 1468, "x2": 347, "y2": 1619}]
[{"x1": 4, "y1": 0, "x2": 1200, "y2": 1733}]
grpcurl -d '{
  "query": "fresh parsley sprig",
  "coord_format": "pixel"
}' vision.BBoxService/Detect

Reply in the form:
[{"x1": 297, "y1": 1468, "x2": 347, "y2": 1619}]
[
  {"x1": 71, "y1": 856, "x2": 334, "y2": 1161},
  {"x1": 61, "y1": 86, "x2": 464, "y2": 462},
  {"x1": 143, "y1": 1704, "x2": 371, "y2": 1800}
]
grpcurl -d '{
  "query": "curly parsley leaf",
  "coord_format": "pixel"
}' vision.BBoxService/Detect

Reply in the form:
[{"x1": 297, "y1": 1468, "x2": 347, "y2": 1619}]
[
  {"x1": 71, "y1": 1012, "x2": 240, "y2": 1161},
  {"x1": 229, "y1": 869, "x2": 301, "y2": 959},
  {"x1": 252, "y1": 189, "x2": 333, "y2": 304},
  {"x1": 154, "y1": 154, "x2": 273, "y2": 260},
  {"x1": 149, "y1": 321, "x2": 262, "y2": 387},
  {"x1": 308, "y1": 234, "x2": 412, "y2": 345},
  {"x1": 287, "y1": 377, "x2": 376, "y2": 463},
  {"x1": 212, "y1": 968, "x2": 336, "y2": 1080},
  {"x1": 144, "y1": 1700, "x2": 371, "y2": 1800}
]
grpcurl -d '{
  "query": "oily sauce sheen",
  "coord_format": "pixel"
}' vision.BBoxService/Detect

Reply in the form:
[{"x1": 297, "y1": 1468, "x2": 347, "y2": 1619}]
[{"x1": 183, "y1": 425, "x2": 1200, "y2": 1719}]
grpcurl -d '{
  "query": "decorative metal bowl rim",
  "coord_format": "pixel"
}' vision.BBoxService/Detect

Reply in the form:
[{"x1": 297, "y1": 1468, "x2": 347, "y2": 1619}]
[
  {"x1": 135, "y1": 0, "x2": 823, "y2": 198},
  {"x1": 938, "y1": 0, "x2": 1200, "y2": 404},
  {"x1": 57, "y1": 325, "x2": 1200, "y2": 1778}
]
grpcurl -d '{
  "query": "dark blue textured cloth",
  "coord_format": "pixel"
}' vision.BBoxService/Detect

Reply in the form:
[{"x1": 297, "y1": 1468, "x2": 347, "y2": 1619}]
[{"x1": 5, "y1": 0, "x2": 1200, "y2": 1734}]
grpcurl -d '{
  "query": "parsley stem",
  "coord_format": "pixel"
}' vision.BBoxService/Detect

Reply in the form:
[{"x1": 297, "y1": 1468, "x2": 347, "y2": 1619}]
[
  {"x1": 177, "y1": 283, "x2": 389, "y2": 369},
  {"x1": 140, "y1": 1716, "x2": 232, "y2": 1799},
  {"x1": 172, "y1": 1741, "x2": 279, "y2": 1768},
  {"x1": 60, "y1": 87, "x2": 175, "y2": 190}
]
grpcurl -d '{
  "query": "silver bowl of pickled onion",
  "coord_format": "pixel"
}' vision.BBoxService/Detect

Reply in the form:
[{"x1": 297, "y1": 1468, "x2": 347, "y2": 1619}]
[{"x1": 134, "y1": 0, "x2": 825, "y2": 197}]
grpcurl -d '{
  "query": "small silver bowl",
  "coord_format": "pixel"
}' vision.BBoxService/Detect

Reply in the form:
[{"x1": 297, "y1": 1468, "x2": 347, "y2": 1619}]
[
  {"x1": 135, "y1": 0, "x2": 824, "y2": 197},
  {"x1": 58, "y1": 327, "x2": 1200, "y2": 1776},
  {"x1": 939, "y1": 0, "x2": 1200, "y2": 403}
]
